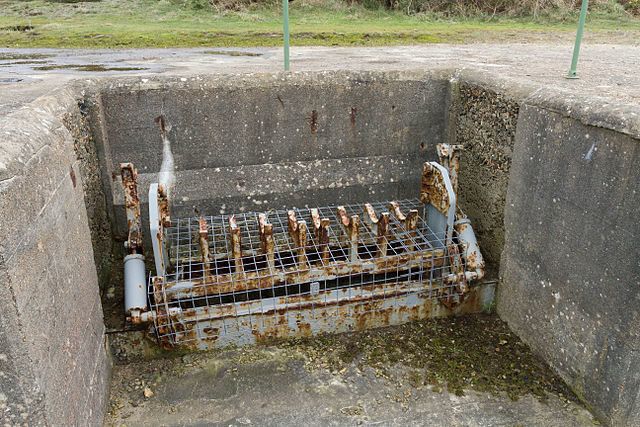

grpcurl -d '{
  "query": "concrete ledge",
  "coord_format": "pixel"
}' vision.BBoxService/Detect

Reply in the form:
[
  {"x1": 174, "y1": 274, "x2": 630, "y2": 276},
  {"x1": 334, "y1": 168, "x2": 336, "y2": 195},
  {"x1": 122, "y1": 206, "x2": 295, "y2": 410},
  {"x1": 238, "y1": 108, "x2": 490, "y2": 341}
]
[{"x1": 0, "y1": 90, "x2": 111, "y2": 425}]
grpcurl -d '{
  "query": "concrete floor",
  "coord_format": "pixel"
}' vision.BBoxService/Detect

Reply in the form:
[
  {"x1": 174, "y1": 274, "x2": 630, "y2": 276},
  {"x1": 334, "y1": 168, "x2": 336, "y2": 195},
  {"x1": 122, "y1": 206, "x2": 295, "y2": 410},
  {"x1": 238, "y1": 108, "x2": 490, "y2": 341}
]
[
  {"x1": 105, "y1": 335, "x2": 597, "y2": 427},
  {"x1": 1, "y1": 43, "x2": 640, "y2": 116}
]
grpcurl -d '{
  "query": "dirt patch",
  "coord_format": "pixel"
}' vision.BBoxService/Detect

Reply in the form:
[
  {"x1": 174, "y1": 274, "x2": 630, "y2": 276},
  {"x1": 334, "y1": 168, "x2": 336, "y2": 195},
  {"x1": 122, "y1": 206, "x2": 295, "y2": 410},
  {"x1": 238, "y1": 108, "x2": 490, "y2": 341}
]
[{"x1": 281, "y1": 313, "x2": 573, "y2": 402}]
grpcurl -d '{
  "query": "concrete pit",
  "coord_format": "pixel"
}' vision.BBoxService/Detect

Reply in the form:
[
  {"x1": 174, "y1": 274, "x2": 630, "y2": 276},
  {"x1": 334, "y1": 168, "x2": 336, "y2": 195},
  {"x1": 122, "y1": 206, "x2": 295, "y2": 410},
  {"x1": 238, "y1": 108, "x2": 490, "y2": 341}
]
[{"x1": 0, "y1": 58, "x2": 638, "y2": 426}]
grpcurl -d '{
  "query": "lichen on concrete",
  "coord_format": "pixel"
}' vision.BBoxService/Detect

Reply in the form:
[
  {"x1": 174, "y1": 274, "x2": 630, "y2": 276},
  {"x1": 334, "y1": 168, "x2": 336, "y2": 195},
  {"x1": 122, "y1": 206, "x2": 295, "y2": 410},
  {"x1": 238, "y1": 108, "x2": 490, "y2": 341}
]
[{"x1": 453, "y1": 82, "x2": 519, "y2": 278}]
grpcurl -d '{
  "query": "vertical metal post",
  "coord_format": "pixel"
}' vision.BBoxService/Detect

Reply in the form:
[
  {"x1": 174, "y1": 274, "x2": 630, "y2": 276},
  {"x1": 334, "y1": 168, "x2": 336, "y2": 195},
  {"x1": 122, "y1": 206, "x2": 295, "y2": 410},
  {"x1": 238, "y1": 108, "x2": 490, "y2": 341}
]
[
  {"x1": 567, "y1": 0, "x2": 589, "y2": 79},
  {"x1": 283, "y1": 0, "x2": 290, "y2": 71}
]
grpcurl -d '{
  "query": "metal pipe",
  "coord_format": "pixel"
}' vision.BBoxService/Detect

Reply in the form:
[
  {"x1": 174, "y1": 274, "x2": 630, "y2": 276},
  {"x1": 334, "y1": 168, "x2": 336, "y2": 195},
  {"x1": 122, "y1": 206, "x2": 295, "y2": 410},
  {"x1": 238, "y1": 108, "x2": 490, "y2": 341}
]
[
  {"x1": 283, "y1": 0, "x2": 290, "y2": 71},
  {"x1": 567, "y1": 0, "x2": 590, "y2": 79},
  {"x1": 454, "y1": 218, "x2": 485, "y2": 281},
  {"x1": 124, "y1": 254, "x2": 147, "y2": 314}
]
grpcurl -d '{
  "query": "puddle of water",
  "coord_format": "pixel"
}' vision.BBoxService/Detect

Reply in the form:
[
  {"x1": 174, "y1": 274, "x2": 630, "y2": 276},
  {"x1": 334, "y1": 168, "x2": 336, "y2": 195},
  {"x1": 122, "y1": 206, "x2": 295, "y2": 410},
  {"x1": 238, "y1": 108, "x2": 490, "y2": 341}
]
[
  {"x1": 0, "y1": 53, "x2": 52, "y2": 60},
  {"x1": 1, "y1": 60, "x2": 49, "y2": 65},
  {"x1": 33, "y1": 64, "x2": 148, "y2": 72},
  {"x1": 202, "y1": 50, "x2": 262, "y2": 57}
]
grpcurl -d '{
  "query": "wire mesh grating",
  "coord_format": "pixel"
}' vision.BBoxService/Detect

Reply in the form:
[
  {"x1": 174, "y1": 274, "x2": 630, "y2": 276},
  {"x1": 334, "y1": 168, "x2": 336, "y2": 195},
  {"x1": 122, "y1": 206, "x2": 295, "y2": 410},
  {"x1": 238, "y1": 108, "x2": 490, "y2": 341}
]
[{"x1": 149, "y1": 198, "x2": 470, "y2": 347}]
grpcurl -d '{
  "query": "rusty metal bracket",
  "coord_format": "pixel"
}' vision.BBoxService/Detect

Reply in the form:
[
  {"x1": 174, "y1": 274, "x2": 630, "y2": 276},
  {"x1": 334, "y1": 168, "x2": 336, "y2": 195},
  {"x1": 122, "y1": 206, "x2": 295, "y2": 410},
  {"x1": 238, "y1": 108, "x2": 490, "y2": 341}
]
[
  {"x1": 420, "y1": 161, "x2": 456, "y2": 248},
  {"x1": 149, "y1": 183, "x2": 171, "y2": 277},
  {"x1": 436, "y1": 143, "x2": 463, "y2": 198},
  {"x1": 120, "y1": 163, "x2": 143, "y2": 254}
]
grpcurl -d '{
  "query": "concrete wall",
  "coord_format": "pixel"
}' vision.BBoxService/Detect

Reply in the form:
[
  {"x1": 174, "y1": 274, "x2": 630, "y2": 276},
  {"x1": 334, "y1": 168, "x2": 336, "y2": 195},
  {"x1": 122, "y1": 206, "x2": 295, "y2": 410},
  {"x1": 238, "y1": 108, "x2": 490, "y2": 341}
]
[
  {"x1": 0, "y1": 88, "x2": 110, "y2": 425},
  {"x1": 89, "y1": 70, "x2": 450, "y2": 242},
  {"x1": 448, "y1": 75, "x2": 522, "y2": 278},
  {"x1": 498, "y1": 90, "x2": 640, "y2": 426}
]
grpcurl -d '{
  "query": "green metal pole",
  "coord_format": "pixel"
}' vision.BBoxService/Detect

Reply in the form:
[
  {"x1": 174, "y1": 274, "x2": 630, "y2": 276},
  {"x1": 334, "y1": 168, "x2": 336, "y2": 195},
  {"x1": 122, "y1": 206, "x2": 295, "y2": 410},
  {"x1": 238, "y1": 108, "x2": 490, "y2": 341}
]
[
  {"x1": 567, "y1": 0, "x2": 589, "y2": 79},
  {"x1": 283, "y1": 0, "x2": 290, "y2": 71}
]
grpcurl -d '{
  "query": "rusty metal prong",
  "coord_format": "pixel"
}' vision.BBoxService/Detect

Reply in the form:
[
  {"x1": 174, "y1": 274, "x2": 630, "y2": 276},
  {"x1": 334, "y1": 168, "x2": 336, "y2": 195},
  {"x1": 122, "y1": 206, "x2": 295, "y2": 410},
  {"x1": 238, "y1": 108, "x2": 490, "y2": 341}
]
[
  {"x1": 198, "y1": 219, "x2": 211, "y2": 278},
  {"x1": 297, "y1": 220, "x2": 308, "y2": 267},
  {"x1": 258, "y1": 214, "x2": 275, "y2": 271},
  {"x1": 349, "y1": 215, "x2": 359, "y2": 262},
  {"x1": 337, "y1": 206, "x2": 350, "y2": 227},
  {"x1": 389, "y1": 201, "x2": 406, "y2": 221},
  {"x1": 405, "y1": 209, "x2": 418, "y2": 252},
  {"x1": 228, "y1": 216, "x2": 243, "y2": 275},
  {"x1": 362, "y1": 203, "x2": 379, "y2": 235},
  {"x1": 287, "y1": 210, "x2": 298, "y2": 243},
  {"x1": 376, "y1": 212, "x2": 389, "y2": 258},
  {"x1": 319, "y1": 218, "x2": 330, "y2": 264},
  {"x1": 258, "y1": 213, "x2": 268, "y2": 234},
  {"x1": 262, "y1": 223, "x2": 275, "y2": 271},
  {"x1": 310, "y1": 208, "x2": 321, "y2": 227}
]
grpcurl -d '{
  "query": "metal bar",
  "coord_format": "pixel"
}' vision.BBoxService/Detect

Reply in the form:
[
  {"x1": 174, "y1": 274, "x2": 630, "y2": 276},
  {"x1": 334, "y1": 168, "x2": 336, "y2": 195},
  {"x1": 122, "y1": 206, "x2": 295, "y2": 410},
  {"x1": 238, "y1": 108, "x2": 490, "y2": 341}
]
[
  {"x1": 567, "y1": 0, "x2": 590, "y2": 79},
  {"x1": 119, "y1": 163, "x2": 143, "y2": 254},
  {"x1": 198, "y1": 218, "x2": 211, "y2": 279},
  {"x1": 229, "y1": 216, "x2": 243, "y2": 275},
  {"x1": 282, "y1": 0, "x2": 290, "y2": 71}
]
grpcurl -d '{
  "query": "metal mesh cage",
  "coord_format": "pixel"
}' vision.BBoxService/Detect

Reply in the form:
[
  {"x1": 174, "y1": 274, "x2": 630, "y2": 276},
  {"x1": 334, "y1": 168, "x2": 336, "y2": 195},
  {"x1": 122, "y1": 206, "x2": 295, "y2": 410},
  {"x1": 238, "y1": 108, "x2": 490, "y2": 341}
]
[{"x1": 149, "y1": 199, "x2": 468, "y2": 348}]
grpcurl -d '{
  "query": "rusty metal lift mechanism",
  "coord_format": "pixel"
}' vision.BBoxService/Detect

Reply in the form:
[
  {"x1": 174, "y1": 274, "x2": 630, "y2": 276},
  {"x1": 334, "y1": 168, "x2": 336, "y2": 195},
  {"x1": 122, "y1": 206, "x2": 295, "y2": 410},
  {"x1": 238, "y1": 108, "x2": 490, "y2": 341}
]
[{"x1": 120, "y1": 144, "x2": 485, "y2": 349}]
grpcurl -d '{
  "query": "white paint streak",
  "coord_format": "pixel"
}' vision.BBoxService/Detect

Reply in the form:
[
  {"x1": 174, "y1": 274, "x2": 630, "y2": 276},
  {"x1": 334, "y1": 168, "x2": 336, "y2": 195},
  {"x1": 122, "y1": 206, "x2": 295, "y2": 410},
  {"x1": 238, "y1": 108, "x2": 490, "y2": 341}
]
[{"x1": 158, "y1": 121, "x2": 175, "y2": 198}]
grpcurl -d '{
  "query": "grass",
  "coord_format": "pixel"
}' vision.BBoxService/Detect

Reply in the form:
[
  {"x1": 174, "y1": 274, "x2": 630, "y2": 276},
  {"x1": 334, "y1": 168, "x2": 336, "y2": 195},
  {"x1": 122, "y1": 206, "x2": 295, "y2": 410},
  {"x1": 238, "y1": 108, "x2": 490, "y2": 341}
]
[{"x1": 0, "y1": 0, "x2": 637, "y2": 48}]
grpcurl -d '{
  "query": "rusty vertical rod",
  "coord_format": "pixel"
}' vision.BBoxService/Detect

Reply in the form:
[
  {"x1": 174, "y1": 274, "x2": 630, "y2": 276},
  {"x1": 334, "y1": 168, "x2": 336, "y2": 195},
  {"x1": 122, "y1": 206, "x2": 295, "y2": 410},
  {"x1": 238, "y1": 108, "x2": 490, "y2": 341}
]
[
  {"x1": 319, "y1": 218, "x2": 330, "y2": 264},
  {"x1": 348, "y1": 215, "x2": 359, "y2": 262},
  {"x1": 259, "y1": 214, "x2": 275, "y2": 271},
  {"x1": 377, "y1": 212, "x2": 389, "y2": 258},
  {"x1": 229, "y1": 216, "x2": 243, "y2": 275},
  {"x1": 297, "y1": 220, "x2": 308, "y2": 266},
  {"x1": 198, "y1": 219, "x2": 211, "y2": 278},
  {"x1": 405, "y1": 209, "x2": 418, "y2": 252}
]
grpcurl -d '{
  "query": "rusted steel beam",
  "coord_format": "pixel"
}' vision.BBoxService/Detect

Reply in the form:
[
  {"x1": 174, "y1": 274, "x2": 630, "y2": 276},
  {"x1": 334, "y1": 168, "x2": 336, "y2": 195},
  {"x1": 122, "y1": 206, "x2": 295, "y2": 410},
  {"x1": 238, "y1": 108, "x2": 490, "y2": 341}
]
[
  {"x1": 119, "y1": 163, "x2": 143, "y2": 254},
  {"x1": 229, "y1": 216, "x2": 243, "y2": 275},
  {"x1": 436, "y1": 143, "x2": 463, "y2": 197},
  {"x1": 158, "y1": 248, "x2": 446, "y2": 302},
  {"x1": 158, "y1": 278, "x2": 493, "y2": 348},
  {"x1": 420, "y1": 163, "x2": 452, "y2": 217},
  {"x1": 198, "y1": 219, "x2": 211, "y2": 279},
  {"x1": 152, "y1": 276, "x2": 175, "y2": 349},
  {"x1": 157, "y1": 184, "x2": 171, "y2": 228}
]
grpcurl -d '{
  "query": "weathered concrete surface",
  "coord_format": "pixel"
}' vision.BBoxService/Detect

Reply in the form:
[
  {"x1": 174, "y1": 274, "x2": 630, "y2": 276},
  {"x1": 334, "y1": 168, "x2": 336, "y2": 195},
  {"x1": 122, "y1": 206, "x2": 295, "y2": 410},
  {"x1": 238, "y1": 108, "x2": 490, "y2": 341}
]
[
  {"x1": 0, "y1": 89, "x2": 111, "y2": 424},
  {"x1": 104, "y1": 324, "x2": 597, "y2": 427},
  {"x1": 498, "y1": 92, "x2": 640, "y2": 426},
  {"x1": 92, "y1": 70, "x2": 448, "y2": 243},
  {"x1": 448, "y1": 75, "x2": 523, "y2": 278}
]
